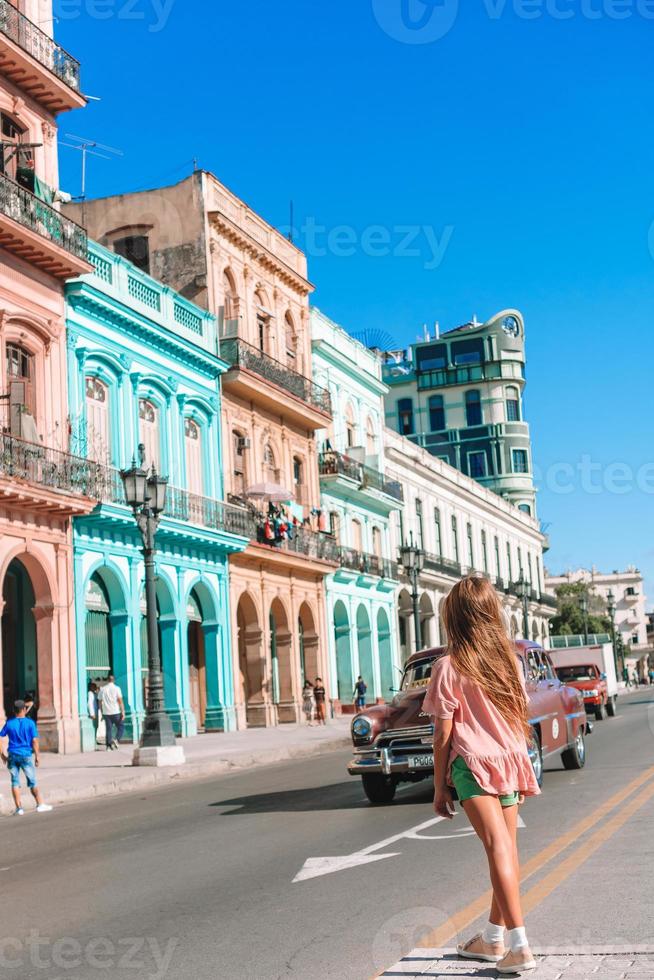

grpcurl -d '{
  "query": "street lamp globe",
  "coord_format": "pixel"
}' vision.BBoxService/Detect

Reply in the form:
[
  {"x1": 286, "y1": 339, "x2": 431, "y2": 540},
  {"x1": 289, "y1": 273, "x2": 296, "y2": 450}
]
[
  {"x1": 147, "y1": 469, "x2": 168, "y2": 516},
  {"x1": 120, "y1": 459, "x2": 148, "y2": 510}
]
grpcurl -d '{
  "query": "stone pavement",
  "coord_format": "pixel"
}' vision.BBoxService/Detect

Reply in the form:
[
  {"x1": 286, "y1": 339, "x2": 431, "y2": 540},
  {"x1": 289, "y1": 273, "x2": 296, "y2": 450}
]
[
  {"x1": 0, "y1": 717, "x2": 350, "y2": 815},
  {"x1": 379, "y1": 947, "x2": 654, "y2": 979}
]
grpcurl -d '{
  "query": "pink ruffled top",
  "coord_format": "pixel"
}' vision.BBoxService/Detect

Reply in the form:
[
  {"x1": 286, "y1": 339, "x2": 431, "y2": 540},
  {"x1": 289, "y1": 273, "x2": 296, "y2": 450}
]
[{"x1": 422, "y1": 654, "x2": 540, "y2": 798}]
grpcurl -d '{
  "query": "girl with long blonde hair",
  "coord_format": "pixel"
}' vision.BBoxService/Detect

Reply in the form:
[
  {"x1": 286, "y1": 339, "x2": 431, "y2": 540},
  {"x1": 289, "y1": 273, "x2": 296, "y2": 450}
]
[{"x1": 422, "y1": 575, "x2": 540, "y2": 975}]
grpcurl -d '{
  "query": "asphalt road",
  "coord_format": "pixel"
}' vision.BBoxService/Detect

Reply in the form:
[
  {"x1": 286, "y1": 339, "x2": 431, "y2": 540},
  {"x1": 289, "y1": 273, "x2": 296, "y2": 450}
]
[{"x1": 2, "y1": 691, "x2": 654, "y2": 980}]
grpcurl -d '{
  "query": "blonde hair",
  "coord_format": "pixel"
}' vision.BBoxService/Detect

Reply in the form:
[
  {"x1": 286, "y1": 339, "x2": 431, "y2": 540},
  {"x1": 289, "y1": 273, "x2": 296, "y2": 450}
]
[{"x1": 441, "y1": 575, "x2": 530, "y2": 739}]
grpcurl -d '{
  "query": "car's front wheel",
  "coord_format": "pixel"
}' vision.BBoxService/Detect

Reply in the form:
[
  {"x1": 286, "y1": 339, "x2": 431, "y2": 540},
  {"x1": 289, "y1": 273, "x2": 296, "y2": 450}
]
[
  {"x1": 594, "y1": 702, "x2": 607, "y2": 721},
  {"x1": 528, "y1": 729, "x2": 543, "y2": 788},
  {"x1": 606, "y1": 696, "x2": 617, "y2": 717},
  {"x1": 361, "y1": 773, "x2": 396, "y2": 805},
  {"x1": 562, "y1": 728, "x2": 586, "y2": 770}
]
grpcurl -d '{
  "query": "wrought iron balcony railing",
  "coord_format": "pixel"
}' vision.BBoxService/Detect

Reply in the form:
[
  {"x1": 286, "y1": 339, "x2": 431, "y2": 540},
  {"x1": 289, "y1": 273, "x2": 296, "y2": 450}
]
[
  {"x1": 422, "y1": 553, "x2": 462, "y2": 578},
  {"x1": 0, "y1": 172, "x2": 88, "y2": 260},
  {"x1": 318, "y1": 451, "x2": 404, "y2": 503},
  {"x1": 221, "y1": 338, "x2": 332, "y2": 416},
  {"x1": 0, "y1": 433, "x2": 101, "y2": 496},
  {"x1": 0, "y1": 0, "x2": 81, "y2": 91},
  {"x1": 338, "y1": 546, "x2": 398, "y2": 580},
  {"x1": 93, "y1": 466, "x2": 255, "y2": 539}
]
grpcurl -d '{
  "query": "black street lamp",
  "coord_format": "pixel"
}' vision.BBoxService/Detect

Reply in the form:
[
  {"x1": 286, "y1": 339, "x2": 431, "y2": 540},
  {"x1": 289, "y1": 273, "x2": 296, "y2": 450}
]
[
  {"x1": 606, "y1": 589, "x2": 620, "y2": 680},
  {"x1": 517, "y1": 576, "x2": 530, "y2": 640},
  {"x1": 399, "y1": 533, "x2": 426, "y2": 655},
  {"x1": 579, "y1": 591, "x2": 589, "y2": 645},
  {"x1": 121, "y1": 445, "x2": 182, "y2": 764}
]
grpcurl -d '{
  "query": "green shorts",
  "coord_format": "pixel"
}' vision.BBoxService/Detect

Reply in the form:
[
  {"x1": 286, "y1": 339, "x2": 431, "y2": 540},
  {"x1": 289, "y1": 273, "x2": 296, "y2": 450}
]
[{"x1": 451, "y1": 756, "x2": 520, "y2": 808}]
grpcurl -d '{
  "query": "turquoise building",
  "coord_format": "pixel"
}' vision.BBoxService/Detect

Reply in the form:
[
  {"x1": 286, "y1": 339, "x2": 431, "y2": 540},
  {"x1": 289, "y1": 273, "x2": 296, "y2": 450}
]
[
  {"x1": 66, "y1": 242, "x2": 249, "y2": 750},
  {"x1": 311, "y1": 309, "x2": 402, "y2": 711}
]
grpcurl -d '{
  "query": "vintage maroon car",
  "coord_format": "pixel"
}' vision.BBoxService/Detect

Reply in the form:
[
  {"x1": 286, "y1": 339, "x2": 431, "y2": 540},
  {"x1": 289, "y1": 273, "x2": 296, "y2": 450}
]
[{"x1": 347, "y1": 641, "x2": 591, "y2": 804}]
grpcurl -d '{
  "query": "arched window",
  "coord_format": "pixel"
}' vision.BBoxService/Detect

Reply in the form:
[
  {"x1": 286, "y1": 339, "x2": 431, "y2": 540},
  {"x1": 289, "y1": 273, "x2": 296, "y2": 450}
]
[
  {"x1": 344, "y1": 402, "x2": 356, "y2": 449},
  {"x1": 428, "y1": 395, "x2": 445, "y2": 432},
  {"x1": 365, "y1": 416, "x2": 377, "y2": 457},
  {"x1": 184, "y1": 417, "x2": 203, "y2": 496},
  {"x1": 6, "y1": 342, "x2": 34, "y2": 415},
  {"x1": 330, "y1": 511, "x2": 341, "y2": 542},
  {"x1": 232, "y1": 430, "x2": 247, "y2": 497},
  {"x1": 465, "y1": 390, "x2": 482, "y2": 427},
  {"x1": 397, "y1": 398, "x2": 414, "y2": 435},
  {"x1": 293, "y1": 455, "x2": 305, "y2": 504},
  {"x1": 138, "y1": 399, "x2": 160, "y2": 469},
  {"x1": 254, "y1": 289, "x2": 269, "y2": 352},
  {"x1": 372, "y1": 526, "x2": 382, "y2": 558},
  {"x1": 506, "y1": 386, "x2": 521, "y2": 422},
  {"x1": 262, "y1": 443, "x2": 279, "y2": 483},
  {"x1": 223, "y1": 269, "x2": 239, "y2": 322},
  {"x1": 351, "y1": 518, "x2": 363, "y2": 553},
  {"x1": 85, "y1": 376, "x2": 110, "y2": 463}
]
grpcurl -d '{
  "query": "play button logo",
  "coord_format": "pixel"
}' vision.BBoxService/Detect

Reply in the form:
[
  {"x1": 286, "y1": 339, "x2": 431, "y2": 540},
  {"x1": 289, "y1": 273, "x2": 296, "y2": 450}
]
[{"x1": 372, "y1": 0, "x2": 460, "y2": 44}]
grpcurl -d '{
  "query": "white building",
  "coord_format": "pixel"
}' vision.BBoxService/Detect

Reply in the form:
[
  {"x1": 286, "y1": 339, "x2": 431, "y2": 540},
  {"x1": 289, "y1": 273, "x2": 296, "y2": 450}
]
[
  {"x1": 545, "y1": 567, "x2": 649, "y2": 655},
  {"x1": 385, "y1": 429, "x2": 555, "y2": 661}
]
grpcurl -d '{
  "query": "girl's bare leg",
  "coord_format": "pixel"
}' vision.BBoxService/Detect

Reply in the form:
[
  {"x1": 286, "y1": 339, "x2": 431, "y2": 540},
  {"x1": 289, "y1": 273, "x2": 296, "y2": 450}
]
[
  {"x1": 489, "y1": 803, "x2": 520, "y2": 926},
  {"x1": 462, "y1": 796, "x2": 523, "y2": 929}
]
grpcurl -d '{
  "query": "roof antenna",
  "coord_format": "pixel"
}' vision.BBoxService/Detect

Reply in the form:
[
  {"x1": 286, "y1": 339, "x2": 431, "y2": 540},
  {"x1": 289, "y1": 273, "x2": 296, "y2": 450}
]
[{"x1": 60, "y1": 133, "x2": 123, "y2": 200}]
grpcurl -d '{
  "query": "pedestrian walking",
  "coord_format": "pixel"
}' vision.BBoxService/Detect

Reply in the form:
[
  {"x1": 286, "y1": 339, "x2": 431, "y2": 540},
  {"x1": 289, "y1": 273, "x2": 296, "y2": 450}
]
[
  {"x1": 88, "y1": 682, "x2": 99, "y2": 743},
  {"x1": 423, "y1": 576, "x2": 539, "y2": 975},
  {"x1": 302, "y1": 681, "x2": 315, "y2": 725},
  {"x1": 353, "y1": 676, "x2": 367, "y2": 711},
  {"x1": 313, "y1": 678, "x2": 327, "y2": 725},
  {"x1": 99, "y1": 674, "x2": 125, "y2": 750},
  {"x1": 0, "y1": 700, "x2": 53, "y2": 815},
  {"x1": 649, "y1": 668, "x2": 654, "y2": 686}
]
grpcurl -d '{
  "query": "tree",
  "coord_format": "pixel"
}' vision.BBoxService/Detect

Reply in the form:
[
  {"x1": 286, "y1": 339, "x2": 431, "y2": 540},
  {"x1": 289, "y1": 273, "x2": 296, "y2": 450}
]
[{"x1": 549, "y1": 582, "x2": 611, "y2": 637}]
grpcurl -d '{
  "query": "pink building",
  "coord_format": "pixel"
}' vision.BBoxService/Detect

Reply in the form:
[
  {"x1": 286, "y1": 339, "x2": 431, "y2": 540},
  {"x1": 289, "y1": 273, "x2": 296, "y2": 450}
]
[{"x1": 0, "y1": 0, "x2": 92, "y2": 750}]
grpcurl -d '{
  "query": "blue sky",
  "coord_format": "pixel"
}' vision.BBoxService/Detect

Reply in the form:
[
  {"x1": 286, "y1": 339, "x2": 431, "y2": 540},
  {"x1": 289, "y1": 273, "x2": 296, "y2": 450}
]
[{"x1": 56, "y1": 0, "x2": 654, "y2": 601}]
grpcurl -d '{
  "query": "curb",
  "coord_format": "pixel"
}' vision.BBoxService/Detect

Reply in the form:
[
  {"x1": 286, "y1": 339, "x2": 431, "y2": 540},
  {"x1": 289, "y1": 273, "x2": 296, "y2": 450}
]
[{"x1": 0, "y1": 734, "x2": 350, "y2": 815}]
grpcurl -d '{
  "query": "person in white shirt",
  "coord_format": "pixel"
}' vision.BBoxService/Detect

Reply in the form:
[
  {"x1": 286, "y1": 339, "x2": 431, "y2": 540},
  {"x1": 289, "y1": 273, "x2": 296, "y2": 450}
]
[{"x1": 99, "y1": 675, "x2": 125, "y2": 750}]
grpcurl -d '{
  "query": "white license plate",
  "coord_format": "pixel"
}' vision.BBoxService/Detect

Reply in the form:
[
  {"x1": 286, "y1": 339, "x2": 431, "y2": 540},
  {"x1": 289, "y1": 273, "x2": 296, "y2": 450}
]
[{"x1": 408, "y1": 754, "x2": 434, "y2": 768}]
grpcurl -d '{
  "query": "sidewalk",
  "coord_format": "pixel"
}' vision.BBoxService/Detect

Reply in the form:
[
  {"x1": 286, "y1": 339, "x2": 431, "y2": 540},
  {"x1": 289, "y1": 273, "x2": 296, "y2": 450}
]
[
  {"x1": 0, "y1": 718, "x2": 351, "y2": 815},
  {"x1": 380, "y1": 946, "x2": 654, "y2": 978}
]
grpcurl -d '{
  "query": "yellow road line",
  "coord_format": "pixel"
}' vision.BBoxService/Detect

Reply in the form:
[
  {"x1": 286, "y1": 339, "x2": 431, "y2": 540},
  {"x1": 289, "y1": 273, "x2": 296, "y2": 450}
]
[{"x1": 416, "y1": 764, "x2": 654, "y2": 948}]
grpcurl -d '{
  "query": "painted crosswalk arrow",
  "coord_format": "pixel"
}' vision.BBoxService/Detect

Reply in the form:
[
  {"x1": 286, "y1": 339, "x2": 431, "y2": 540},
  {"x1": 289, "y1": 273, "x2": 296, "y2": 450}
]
[{"x1": 293, "y1": 812, "x2": 526, "y2": 883}]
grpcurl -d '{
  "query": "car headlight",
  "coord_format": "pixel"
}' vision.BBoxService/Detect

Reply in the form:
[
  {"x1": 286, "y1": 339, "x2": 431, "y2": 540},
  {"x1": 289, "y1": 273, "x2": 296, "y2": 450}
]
[
  {"x1": 585, "y1": 689, "x2": 599, "y2": 697},
  {"x1": 352, "y1": 716, "x2": 372, "y2": 738}
]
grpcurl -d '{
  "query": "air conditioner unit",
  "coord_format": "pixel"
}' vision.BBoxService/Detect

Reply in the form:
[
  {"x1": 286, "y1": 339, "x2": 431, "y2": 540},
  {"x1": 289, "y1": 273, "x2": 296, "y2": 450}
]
[{"x1": 237, "y1": 437, "x2": 251, "y2": 450}]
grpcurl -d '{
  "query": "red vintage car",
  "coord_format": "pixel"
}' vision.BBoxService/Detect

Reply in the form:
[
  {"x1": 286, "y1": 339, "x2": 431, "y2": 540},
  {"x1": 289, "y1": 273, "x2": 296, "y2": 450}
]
[{"x1": 347, "y1": 641, "x2": 591, "y2": 805}]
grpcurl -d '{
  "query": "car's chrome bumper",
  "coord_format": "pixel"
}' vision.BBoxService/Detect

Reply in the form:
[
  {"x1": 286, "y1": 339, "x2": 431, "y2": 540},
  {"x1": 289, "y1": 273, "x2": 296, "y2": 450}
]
[{"x1": 347, "y1": 746, "x2": 433, "y2": 777}]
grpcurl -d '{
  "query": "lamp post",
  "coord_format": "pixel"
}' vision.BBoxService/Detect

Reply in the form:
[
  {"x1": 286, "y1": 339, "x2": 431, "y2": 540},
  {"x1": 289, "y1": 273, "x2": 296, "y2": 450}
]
[
  {"x1": 517, "y1": 576, "x2": 529, "y2": 639},
  {"x1": 120, "y1": 446, "x2": 185, "y2": 766},
  {"x1": 399, "y1": 533, "x2": 426, "y2": 655},
  {"x1": 579, "y1": 591, "x2": 589, "y2": 645},
  {"x1": 606, "y1": 589, "x2": 620, "y2": 681}
]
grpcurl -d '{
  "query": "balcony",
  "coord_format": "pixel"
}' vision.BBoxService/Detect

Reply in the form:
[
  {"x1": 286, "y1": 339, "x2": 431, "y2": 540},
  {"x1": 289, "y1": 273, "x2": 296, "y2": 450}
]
[
  {"x1": 337, "y1": 546, "x2": 398, "y2": 584},
  {"x1": 318, "y1": 450, "x2": 403, "y2": 510},
  {"x1": 88, "y1": 466, "x2": 253, "y2": 546},
  {"x1": 0, "y1": 173, "x2": 90, "y2": 278},
  {"x1": 422, "y1": 553, "x2": 462, "y2": 579},
  {"x1": 0, "y1": 0, "x2": 84, "y2": 111},
  {"x1": 220, "y1": 338, "x2": 332, "y2": 431},
  {"x1": 0, "y1": 433, "x2": 98, "y2": 516},
  {"x1": 624, "y1": 589, "x2": 639, "y2": 603}
]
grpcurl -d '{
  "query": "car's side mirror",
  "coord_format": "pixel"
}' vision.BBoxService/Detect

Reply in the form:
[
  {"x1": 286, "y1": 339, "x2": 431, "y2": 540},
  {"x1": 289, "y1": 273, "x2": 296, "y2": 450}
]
[
  {"x1": 389, "y1": 687, "x2": 400, "y2": 693},
  {"x1": 601, "y1": 672, "x2": 607, "y2": 680}
]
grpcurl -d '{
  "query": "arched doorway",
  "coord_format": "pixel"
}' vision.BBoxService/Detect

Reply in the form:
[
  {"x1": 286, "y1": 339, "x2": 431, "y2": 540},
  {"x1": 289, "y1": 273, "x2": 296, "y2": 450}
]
[
  {"x1": 398, "y1": 589, "x2": 413, "y2": 663},
  {"x1": 419, "y1": 592, "x2": 435, "y2": 649},
  {"x1": 356, "y1": 605, "x2": 374, "y2": 700},
  {"x1": 298, "y1": 602, "x2": 319, "y2": 686},
  {"x1": 187, "y1": 588, "x2": 206, "y2": 730},
  {"x1": 2, "y1": 559, "x2": 37, "y2": 718},
  {"x1": 270, "y1": 598, "x2": 295, "y2": 722},
  {"x1": 236, "y1": 592, "x2": 265, "y2": 727},
  {"x1": 377, "y1": 609, "x2": 394, "y2": 701},
  {"x1": 333, "y1": 600, "x2": 352, "y2": 705}
]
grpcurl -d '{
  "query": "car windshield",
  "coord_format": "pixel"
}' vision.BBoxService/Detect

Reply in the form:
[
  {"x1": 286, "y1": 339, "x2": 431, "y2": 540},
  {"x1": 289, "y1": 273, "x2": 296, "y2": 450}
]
[
  {"x1": 401, "y1": 658, "x2": 434, "y2": 691},
  {"x1": 556, "y1": 666, "x2": 598, "y2": 682}
]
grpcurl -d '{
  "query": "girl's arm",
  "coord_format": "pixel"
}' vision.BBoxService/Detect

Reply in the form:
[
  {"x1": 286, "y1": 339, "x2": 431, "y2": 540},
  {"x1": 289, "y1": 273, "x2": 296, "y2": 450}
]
[{"x1": 432, "y1": 716, "x2": 455, "y2": 819}]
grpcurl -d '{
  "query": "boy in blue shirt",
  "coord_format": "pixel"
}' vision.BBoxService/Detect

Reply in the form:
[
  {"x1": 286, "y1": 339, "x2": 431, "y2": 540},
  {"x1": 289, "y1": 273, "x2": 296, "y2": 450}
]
[{"x1": 0, "y1": 700, "x2": 53, "y2": 815}]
